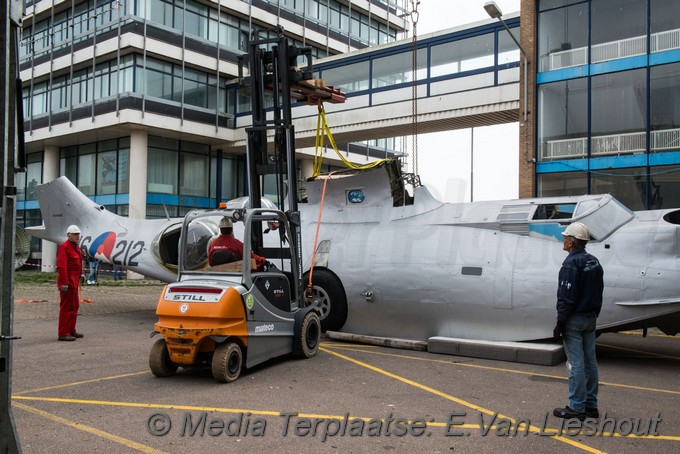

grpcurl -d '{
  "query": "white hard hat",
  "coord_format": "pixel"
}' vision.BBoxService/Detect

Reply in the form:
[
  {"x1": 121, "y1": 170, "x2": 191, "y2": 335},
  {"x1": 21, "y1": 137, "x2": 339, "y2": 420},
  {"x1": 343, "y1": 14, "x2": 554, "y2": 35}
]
[
  {"x1": 562, "y1": 222, "x2": 590, "y2": 241},
  {"x1": 67, "y1": 225, "x2": 81, "y2": 234},
  {"x1": 219, "y1": 217, "x2": 233, "y2": 229}
]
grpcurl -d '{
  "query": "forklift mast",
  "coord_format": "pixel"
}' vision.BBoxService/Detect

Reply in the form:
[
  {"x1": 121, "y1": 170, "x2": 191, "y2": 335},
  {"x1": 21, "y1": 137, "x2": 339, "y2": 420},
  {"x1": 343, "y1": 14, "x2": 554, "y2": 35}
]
[
  {"x1": 238, "y1": 27, "x2": 346, "y2": 303},
  {"x1": 238, "y1": 27, "x2": 311, "y2": 298}
]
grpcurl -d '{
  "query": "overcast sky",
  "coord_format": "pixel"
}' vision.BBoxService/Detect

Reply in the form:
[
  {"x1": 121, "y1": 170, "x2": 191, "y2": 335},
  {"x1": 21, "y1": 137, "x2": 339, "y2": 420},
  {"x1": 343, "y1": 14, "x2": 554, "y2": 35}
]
[{"x1": 412, "y1": 0, "x2": 521, "y2": 202}]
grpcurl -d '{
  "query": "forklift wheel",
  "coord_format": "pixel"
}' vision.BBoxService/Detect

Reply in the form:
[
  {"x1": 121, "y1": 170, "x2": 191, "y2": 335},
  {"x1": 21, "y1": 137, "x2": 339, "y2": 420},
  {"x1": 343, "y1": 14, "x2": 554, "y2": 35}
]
[
  {"x1": 149, "y1": 338, "x2": 178, "y2": 377},
  {"x1": 212, "y1": 342, "x2": 243, "y2": 383},
  {"x1": 296, "y1": 311, "x2": 321, "y2": 358}
]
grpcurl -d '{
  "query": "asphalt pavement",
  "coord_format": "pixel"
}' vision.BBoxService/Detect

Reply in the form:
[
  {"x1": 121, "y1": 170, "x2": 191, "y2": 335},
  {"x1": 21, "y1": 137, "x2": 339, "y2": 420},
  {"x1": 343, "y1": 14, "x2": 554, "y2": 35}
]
[{"x1": 7, "y1": 281, "x2": 680, "y2": 453}]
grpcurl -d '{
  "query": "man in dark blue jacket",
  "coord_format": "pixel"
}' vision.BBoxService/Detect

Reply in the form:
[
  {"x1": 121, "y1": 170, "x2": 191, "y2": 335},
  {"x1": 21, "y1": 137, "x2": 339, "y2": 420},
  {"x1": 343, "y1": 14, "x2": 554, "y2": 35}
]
[{"x1": 553, "y1": 222, "x2": 604, "y2": 421}]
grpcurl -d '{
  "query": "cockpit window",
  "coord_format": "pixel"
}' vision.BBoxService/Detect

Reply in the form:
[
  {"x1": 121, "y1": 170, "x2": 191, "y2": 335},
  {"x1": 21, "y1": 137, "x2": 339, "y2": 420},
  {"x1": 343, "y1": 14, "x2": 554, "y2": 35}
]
[
  {"x1": 532, "y1": 203, "x2": 576, "y2": 220},
  {"x1": 574, "y1": 196, "x2": 634, "y2": 241},
  {"x1": 183, "y1": 219, "x2": 218, "y2": 270}
]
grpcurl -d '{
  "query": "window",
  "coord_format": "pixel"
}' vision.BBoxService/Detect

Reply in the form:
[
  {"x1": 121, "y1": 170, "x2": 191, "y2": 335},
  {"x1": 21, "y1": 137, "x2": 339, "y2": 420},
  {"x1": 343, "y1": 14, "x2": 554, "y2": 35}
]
[
  {"x1": 148, "y1": 0, "x2": 175, "y2": 28},
  {"x1": 590, "y1": 167, "x2": 647, "y2": 211},
  {"x1": 147, "y1": 204, "x2": 178, "y2": 219},
  {"x1": 97, "y1": 151, "x2": 119, "y2": 195},
  {"x1": 210, "y1": 155, "x2": 244, "y2": 201},
  {"x1": 148, "y1": 137, "x2": 179, "y2": 194},
  {"x1": 50, "y1": 76, "x2": 69, "y2": 111},
  {"x1": 58, "y1": 139, "x2": 130, "y2": 199},
  {"x1": 537, "y1": 77, "x2": 588, "y2": 161},
  {"x1": 118, "y1": 147, "x2": 130, "y2": 194},
  {"x1": 72, "y1": 68, "x2": 91, "y2": 105},
  {"x1": 498, "y1": 27, "x2": 521, "y2": 66},
  {"x1": 650, "y1": 165, "x2": 680, "y2": 209},
  {"x1": 591, "y1": 0, "x2": 646, "y2": 62},
  {"x1": 538, "y1": 2, "x2": 589, "y2": 71},
  {"x1": 60, "y1": 147, "x2": 78, "y2": 183},
  {"x1": 185, "y1": 1, "x2": 209, "y2": 40},
  {"x1": 650, "y1": 62, "x2": 680, "y2": 152},
  {"x1": 537, "y1": 172, "x2": 587, "y2": 197},
  {"x1": 539, "y1": 0, "x2": 584, "y2": 10},
  {"x1": 431, "y1": 33, "x2": 495, "y2": 77},
  {"x1": 27, "y1": 81, "x2": 48, "y2": 116},
  {"x1": 651, "y1": 0, "x2": 680, "y2": 53},
  {"x1": 146, "y1": 59, "x2": 175, "y2": 102},
  {"x1": 323, "y1": 61, "x2": 370, "y2": 92},
  {"x1": 372, "y1": 48, "x2": 426, "y2": 88},
  {"x1": 17, "y1": 153, "x2": 43, "y2": 202},
  {"x1": 180, "y1": 149, "x2": 209, "y2": 197},
  {"x1": 78, "y1": 146, "x2": 97, "y2": 196},
  {"x1": 532, "y1": 203, "x2": 576, "y2": 220},
  {"x1": 590, "y1": 69, "x2": 646, "y2": 156}
]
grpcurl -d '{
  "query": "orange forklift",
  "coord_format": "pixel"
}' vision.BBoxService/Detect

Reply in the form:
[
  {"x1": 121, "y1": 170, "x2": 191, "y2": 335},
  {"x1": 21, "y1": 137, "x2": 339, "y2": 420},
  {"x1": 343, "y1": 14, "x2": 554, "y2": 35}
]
[{"x1": 149, "y1": 28, "x2": 345, "y2": 382}]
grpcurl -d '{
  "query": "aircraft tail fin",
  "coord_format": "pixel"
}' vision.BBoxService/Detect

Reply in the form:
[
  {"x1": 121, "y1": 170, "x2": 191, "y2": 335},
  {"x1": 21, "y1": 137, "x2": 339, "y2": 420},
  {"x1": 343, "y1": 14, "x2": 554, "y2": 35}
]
[{"x1": 25, "y1": 176, "x2": 113, "y2": 244}]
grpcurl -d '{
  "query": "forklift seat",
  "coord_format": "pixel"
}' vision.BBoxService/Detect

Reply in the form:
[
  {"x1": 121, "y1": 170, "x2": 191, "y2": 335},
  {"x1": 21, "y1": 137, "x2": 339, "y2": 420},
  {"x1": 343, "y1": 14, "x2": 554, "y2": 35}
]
[{"x1": 210, "y1": 251, "x2": 237, "y2": 266}]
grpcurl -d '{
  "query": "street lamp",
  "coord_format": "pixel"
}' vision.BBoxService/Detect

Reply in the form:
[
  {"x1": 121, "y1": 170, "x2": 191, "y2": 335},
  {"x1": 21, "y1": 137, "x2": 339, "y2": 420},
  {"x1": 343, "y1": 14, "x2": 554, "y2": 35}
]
[{"x1": 484, "y1": 1, "x2": 528, "y2": 123}]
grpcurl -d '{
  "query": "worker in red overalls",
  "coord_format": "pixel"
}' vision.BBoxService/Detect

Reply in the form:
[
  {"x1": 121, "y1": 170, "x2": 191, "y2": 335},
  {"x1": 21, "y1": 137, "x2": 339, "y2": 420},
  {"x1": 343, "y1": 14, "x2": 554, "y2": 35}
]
[
  {"x1": 208, "y1": 217, "x2": 266, "y2": 269},
  {"x1": 56, "y1": 224, "x2": 85, "y2": 341}
]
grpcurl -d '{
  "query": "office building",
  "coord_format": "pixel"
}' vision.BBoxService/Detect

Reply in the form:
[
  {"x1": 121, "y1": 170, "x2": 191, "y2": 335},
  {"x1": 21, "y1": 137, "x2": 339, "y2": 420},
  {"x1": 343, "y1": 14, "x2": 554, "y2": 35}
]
[{"x1": 520, "y1": 0, "x2": 680, "y2": 210}]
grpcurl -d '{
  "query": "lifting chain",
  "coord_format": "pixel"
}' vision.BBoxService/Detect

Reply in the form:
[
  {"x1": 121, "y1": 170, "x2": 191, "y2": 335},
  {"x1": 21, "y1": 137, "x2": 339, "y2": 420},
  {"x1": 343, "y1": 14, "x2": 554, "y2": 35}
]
[{"x1": 410, "y1": 0, "x2": 420, "y2": 179}]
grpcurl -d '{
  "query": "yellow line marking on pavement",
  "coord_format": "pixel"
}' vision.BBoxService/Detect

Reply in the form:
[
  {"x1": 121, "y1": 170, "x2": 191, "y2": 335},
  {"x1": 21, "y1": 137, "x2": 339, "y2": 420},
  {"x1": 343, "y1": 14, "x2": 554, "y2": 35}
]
[
  {"x1": 15, "y1": 371, "x2": 150, "y2": 395},
  {"x1": 13, "y1": 394, "x2": 678, "y2": 442},
  {"x1": 12, "y1": 395, "x2": 298, "y2": 417},
  {"x1": 13, "y1": 402, "x2": 167, "y2": 454},
  {"x1": 319, "y1": 347, "x2": 608, "y2": 453},
  {"x1": 12, "y1": 395, "x2": 476, "y2": 428},
  {"x1": 596, "y1": 343, "x2": 680, "y2": 361},
  {"x1": 321, "y1": 342, "x2": 378, "y2": 348},
  {"x1": 325, "y1": 345, "x2": 680, "y2": 396},
  {"x1": 618, "y1": 331, "x2": 678, "y2": 339}
]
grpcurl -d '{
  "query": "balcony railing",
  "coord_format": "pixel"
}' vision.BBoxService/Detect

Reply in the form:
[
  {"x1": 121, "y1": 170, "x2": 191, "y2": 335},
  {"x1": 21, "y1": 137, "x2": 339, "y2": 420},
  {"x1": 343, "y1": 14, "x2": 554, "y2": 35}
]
[
  {"x1": 651, "y1": 28, "x2": 680, "y2": 53},
  {"x1": 545, "y1": 27, "x2": 680, "y2": 71},
  {"x1": 591, "y1": 35, "x2": 647, "y2": 63},
  {"x1": 548, "y1": 47, "x2": 588, "y2": 71},
  {"x1": 591, "y1": 131, "x2": 646, "y2": 155},
  {"x1": 652, "y1": 128, "x2": 680, "y2": 151},
  {"x1": 542, "y1": 137, "x2": 587, "y2": 160},
  {"x1": 542, "y1": 128, "x2": 680, "y2": 160}
]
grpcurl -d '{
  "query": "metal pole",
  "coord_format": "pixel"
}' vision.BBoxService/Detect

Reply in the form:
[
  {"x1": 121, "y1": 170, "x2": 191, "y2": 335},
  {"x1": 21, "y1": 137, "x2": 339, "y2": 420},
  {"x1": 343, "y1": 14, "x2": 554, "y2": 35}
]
[
  {"x1": 1, "y1": 0, "x2": 24, "y2": 451},
  {"x1": 470, "y1": 127, "x2": 474, "y2": 203},
  {"x1": 496, "y1": 16, "x2": 527, "y2": 123}
]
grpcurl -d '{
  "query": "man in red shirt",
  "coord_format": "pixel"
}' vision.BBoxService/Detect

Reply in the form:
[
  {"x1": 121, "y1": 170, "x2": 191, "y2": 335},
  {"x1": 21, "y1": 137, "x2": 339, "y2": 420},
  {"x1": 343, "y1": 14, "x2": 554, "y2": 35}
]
[
  {"x1": 56, "y1": 225, "x2": 85, "y2": 341},
  {"x1": 208, "y1": 217, "x2": 266, "y2": 270}
]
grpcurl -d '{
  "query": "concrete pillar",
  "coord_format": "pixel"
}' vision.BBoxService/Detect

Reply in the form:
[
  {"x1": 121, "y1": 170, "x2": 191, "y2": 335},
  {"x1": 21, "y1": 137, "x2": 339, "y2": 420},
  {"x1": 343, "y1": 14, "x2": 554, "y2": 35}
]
[
  {"x1": 300, "y1": 159, "x2": 314, "y2": 180},
  {"x1": 299, "y1": 159, "x2": 315, "y2": 202},
  {"x1": 126, "y1": 130, "x2": 148, "y2": 279},
  {"x1": 128, "y1": 129, "x2": 148, "y2": 220},
  {"x1": 41, "y1": 145, "x2": 59, "y2": 272}
]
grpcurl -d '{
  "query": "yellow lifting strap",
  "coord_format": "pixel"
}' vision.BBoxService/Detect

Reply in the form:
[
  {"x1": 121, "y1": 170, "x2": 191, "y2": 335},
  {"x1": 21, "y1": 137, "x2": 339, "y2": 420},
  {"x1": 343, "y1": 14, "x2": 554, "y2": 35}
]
[{"x1": 312, "y1": 103, "x2": 391, "y2": 178}]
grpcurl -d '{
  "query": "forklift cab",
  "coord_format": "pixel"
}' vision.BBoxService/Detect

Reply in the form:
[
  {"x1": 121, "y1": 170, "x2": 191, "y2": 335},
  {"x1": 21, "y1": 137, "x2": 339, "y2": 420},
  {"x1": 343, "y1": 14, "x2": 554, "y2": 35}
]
[{"x1": 179, "y1": 207, "x2": 301, "y2": 312}]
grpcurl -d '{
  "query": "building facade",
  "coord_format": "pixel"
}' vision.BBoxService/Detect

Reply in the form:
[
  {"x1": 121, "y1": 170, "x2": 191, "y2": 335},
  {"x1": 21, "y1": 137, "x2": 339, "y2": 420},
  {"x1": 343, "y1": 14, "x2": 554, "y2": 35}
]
[
  {"x1": 520, "y1": 0, "x2": 680, "y2": 211},
  {"x1": 17, "y1": 0, "x2": 408, "y2": 265}
]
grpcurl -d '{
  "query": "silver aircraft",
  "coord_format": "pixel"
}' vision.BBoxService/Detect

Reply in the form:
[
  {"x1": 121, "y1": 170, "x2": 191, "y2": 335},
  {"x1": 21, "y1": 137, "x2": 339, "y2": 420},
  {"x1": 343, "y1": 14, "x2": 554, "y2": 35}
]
[{"x1": 26, "y1": 161, "x2": 680, "y2": 341}]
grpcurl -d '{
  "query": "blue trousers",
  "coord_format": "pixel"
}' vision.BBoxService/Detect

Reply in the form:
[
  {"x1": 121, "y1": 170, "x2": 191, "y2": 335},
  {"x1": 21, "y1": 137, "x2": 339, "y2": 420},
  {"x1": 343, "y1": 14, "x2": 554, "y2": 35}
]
[{"x1": 562, "y1": 312, "x2": 599, "y2": 412}]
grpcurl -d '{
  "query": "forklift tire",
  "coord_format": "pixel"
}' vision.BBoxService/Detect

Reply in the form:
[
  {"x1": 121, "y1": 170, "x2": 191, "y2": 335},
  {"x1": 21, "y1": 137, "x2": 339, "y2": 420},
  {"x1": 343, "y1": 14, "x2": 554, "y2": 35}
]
[
  {"x1": 212, "y1": 342, "x2": 243, "y2": 383},
  {"x1": 149, "y1": 338, "x2": 178, "y2": 377},
  {"x1": 305, "y1": 269, "x2": 348, "y2": 332},
  {"x1": 295, "y1": 311, "x2": 321, "y2": 358}
]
